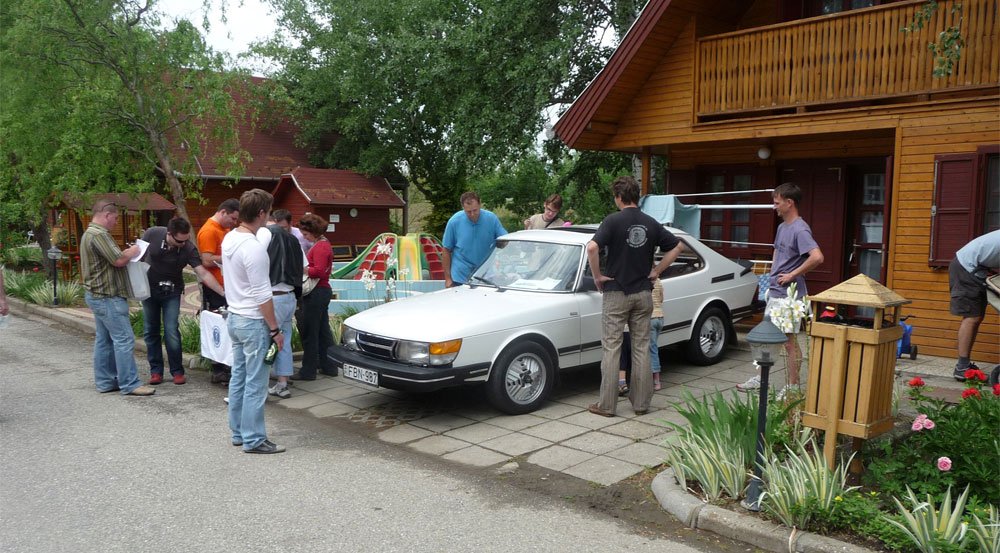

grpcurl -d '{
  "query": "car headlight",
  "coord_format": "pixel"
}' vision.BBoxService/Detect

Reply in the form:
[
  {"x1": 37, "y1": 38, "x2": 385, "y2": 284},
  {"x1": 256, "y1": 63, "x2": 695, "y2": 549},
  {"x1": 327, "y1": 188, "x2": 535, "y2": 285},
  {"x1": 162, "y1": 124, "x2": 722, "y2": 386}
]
[
  {"x1": 396, "y1": 338, "x2": 462, "y2": 366},
  {"x1": 342, "y1": 326, "x2": 359, "y2": 350}
]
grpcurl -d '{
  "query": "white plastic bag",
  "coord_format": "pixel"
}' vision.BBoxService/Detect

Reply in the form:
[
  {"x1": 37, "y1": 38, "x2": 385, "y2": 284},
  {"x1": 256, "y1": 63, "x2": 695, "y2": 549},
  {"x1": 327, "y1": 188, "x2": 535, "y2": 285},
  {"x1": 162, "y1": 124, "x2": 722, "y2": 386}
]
[{"x1": 127, "y1": 261, "x2": 151, "y2": 301}]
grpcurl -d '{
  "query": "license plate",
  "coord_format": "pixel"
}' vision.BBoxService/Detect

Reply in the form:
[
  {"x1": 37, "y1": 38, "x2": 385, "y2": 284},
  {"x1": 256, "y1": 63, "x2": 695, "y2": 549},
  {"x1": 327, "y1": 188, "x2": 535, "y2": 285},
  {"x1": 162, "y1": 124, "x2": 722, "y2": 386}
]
[{"x1": 342, "y1": 363, "x2": 379, "y2": 387}]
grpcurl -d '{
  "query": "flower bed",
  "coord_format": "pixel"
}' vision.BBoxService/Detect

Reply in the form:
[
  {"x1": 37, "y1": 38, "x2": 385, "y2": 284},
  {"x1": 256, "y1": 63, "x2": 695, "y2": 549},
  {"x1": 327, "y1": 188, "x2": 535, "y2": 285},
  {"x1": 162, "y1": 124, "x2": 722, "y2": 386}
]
[{"x1": 661, "y1": 376, "x2": 1000, "y2": 552}]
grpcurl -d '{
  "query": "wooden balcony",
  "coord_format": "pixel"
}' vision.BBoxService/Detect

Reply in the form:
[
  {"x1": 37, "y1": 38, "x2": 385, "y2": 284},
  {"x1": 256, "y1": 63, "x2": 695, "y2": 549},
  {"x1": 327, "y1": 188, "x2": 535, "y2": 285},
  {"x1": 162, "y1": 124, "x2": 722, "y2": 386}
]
[{"x1": 695, "y1": 0, "x2": 999, "y2": 120}]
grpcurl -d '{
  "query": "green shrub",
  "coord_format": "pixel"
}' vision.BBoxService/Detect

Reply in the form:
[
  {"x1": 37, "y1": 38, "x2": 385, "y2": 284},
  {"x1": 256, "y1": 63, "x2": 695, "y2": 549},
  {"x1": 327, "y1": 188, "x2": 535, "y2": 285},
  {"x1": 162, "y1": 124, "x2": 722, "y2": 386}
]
[
  {"x1": 668, "y1": 389, "x2": 803, "y2": 468},
  {"x1": 179, "y1": 315, "x2": 200, "y2": 354},
  {"x1": 866, "y1": 378, "x2": 1000, "y2": 505},
  {"x1": 809, "y1": 492, "x2": 918, "y2": 552},
  {"x1": 758, "y1": 437, "x2": 858, "y2": 528},
  {"x1": 666, "y1": 427, "x2": 747, "y2": 501},
  {"x1": 3, "y1": 268, "x2": 47, "y2": 300},
  {"x1": 887, "y1": 486, "x2": 970, "y2": 553}
]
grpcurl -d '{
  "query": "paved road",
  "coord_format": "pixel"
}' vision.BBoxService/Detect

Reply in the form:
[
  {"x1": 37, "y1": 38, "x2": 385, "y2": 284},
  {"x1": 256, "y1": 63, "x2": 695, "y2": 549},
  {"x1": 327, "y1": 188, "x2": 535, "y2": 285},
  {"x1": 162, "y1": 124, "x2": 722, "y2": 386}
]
[{"x1": 0, "y1": 313, "x2": 733, "y2": 553}]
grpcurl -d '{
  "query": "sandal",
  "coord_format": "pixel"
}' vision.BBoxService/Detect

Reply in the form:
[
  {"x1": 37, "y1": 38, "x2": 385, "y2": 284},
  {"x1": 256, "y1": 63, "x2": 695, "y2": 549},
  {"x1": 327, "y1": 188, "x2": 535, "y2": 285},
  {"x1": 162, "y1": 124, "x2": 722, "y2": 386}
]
[
  {"x1": 654, "y1": 381, "x2": 662, "y2": 391},
  {"x1": 618, "y1": 384, "x2": 629, "y2": 397}
]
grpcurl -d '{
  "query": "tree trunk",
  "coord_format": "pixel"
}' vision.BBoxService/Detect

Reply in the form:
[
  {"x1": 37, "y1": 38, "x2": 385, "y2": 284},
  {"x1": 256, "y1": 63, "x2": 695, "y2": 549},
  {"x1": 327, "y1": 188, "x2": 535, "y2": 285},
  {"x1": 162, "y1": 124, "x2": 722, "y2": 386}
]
[
  {"x1": 148, "y1": 130, "x2": 188, "y2": 220},
  {"x1": 32, "y1": 217, "x2": 53, "y2": 275}
]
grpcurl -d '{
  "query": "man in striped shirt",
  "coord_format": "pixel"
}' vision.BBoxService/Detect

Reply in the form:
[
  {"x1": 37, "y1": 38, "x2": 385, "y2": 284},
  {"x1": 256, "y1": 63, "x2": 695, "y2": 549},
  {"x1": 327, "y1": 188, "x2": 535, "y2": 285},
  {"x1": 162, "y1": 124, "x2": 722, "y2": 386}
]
[{"x1": 80, "y1": 200, "x2": 155, "y2": 396}]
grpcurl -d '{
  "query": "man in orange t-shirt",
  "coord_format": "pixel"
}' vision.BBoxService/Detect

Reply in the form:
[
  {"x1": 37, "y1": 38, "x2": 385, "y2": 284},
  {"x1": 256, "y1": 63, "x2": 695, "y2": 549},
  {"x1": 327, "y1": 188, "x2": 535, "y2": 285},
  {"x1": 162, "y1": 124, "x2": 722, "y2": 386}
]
[{"x1": 197, "y1": 198, "x2": 239, "y2": 383}]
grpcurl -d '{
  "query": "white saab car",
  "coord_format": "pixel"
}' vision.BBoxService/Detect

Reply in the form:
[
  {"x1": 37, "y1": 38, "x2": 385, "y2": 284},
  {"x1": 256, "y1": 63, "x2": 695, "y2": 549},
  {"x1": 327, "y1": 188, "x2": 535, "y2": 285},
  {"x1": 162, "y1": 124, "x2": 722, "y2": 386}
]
[{"x1": 329, "y1": 226, "x2": 759, "y2": 414}]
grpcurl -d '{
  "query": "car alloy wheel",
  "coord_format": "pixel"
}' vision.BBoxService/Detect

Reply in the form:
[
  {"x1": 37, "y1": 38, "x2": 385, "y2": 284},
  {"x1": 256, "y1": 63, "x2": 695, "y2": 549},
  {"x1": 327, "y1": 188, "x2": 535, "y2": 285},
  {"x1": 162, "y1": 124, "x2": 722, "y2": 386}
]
[
  {"x1": 686, "y1": 306, "x2": 729, "y2": 365},
  {"x1": 486, "y1": 341, "x2": 554, "y2": 414}
]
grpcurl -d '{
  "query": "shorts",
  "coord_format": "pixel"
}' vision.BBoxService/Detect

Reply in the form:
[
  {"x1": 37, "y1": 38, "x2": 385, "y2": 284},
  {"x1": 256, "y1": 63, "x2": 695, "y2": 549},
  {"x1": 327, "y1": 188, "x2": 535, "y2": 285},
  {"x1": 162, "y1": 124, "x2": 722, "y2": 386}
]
[{"x1": 949, "y1": 258, "x2": 987, "y2": 318}]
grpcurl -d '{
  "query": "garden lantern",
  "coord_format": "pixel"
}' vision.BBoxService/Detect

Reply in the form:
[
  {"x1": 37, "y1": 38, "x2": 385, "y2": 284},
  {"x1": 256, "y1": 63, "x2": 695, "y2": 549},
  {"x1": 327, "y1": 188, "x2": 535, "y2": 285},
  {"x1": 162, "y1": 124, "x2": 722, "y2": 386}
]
[
  {"x1": 742, "y1": 315, "x2": 787, "y2": 512},
  {"x1": 47, "y1": 246, "x2": 62, "y2": 306}
]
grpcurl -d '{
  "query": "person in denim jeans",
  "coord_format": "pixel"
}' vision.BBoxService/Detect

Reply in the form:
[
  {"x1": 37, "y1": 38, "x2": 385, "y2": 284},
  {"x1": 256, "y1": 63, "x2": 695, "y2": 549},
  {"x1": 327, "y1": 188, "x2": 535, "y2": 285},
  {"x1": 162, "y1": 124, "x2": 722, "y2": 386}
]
[
  {"x1": 140, "y1": 218, "x2": 224, "y2": 385},
  {"x1": 222, "y1": 189, "x2": 286, "y2": 454},
  {"x1": 255, "y1": 210, "x2": 304, "y2": 398},
  {"x1": 79, "y1": 199, "x2": 152, "y2": 396}
]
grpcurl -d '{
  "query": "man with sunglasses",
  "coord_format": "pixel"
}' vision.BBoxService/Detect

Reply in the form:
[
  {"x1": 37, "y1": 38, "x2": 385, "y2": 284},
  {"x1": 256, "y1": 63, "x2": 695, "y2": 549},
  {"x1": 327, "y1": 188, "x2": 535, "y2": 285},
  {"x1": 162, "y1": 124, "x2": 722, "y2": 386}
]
[{"x1": 140, "y1": 217, "x2": 224, "y2": 385}]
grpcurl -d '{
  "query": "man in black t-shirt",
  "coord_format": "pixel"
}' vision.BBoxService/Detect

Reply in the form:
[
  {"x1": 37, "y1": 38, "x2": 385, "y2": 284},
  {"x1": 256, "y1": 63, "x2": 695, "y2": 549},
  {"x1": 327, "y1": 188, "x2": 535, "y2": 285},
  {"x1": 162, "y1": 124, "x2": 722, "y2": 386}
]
[
  {"x1": 141, "y1": 217, "x2": 224, "y2": 385},
  {"x1": 586, "y1": 176, "x2": 684, "y2": 417}
]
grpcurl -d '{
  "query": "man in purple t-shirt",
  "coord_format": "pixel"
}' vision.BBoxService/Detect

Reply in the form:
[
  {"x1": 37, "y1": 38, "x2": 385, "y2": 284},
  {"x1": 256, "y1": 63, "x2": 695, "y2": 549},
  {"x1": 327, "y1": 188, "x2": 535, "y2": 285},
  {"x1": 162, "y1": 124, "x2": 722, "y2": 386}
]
[{"x1": 739, "y1": 183, "x2": 824, "y2": 396}]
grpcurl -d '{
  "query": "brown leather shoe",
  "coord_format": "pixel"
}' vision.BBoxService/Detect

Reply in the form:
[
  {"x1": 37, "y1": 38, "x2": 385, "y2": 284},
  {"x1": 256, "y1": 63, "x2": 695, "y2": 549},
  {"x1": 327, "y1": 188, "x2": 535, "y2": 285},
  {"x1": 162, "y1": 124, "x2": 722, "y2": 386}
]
[
  {"x1": 588, "y1": 403, "x2": 614, "y2": 417},
  {"x1": 128, "y1": 385, "x2": 156, "y2": 396},
  {"x1": 634, "y1": 409, "x2": 648, "y2": 416}
]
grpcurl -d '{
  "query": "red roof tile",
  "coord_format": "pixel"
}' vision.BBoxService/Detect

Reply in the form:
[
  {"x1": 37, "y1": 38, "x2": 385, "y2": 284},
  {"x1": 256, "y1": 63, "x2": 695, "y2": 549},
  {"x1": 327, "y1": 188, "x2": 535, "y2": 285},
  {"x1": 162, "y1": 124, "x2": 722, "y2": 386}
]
[
  {"x1": 63, "y1": 192, "x2": 176, "y2": 212},
  {"x1": 276, "y1": 168, "x2": 405, "y2": 208},
  {"x1": 193, "y1": 77, "x2": 313, "y2": 179}
]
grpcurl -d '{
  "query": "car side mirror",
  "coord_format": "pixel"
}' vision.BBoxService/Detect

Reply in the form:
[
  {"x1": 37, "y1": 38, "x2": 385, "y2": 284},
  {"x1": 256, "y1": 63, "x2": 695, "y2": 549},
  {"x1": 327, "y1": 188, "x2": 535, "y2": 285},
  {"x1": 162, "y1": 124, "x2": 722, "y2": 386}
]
[{"x1": 579, "y1": 276, "x2": 598, "y2": 292}]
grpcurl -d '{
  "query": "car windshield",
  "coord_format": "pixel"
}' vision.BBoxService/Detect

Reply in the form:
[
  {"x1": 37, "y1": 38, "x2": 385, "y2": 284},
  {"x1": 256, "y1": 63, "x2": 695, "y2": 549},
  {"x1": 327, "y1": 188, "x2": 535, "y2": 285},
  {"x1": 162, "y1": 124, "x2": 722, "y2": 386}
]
[{"x1": 471, "y1": 240, "x2": 582, "y2": 292}]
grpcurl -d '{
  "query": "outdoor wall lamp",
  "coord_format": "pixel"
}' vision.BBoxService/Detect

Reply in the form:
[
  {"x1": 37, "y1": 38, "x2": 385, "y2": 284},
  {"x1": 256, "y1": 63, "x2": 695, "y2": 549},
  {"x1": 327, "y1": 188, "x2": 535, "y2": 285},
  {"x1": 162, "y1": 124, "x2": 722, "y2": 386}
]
[
  {"x1": 757, "y1": 145, "x2": 772, "y2": 160},
  {"x1": 741, "y1": 315, "x2": 788, "y2": 512},
  {"x1": 47, "y1": 246, "x2": 63, "y2": 306}
]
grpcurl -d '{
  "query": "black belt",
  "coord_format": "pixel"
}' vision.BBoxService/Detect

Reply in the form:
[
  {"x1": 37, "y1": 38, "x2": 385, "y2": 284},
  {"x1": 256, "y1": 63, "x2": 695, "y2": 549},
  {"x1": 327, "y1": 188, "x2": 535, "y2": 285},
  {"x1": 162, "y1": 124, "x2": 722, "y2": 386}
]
[{"x1": 272, "y1": 290, "x2": 292, "y2": 296}]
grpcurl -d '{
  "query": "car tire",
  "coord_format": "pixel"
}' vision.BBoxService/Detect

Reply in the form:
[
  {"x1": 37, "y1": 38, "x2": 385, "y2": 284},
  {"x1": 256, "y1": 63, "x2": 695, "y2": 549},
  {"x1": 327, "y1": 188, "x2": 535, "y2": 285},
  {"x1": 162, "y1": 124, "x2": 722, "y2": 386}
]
[
  {"x1": 486, "y1": 341, "x2": 555, "y2": 415},
  {"x1": 685, "y1": 306, "x2": 729, "y2": 366}
]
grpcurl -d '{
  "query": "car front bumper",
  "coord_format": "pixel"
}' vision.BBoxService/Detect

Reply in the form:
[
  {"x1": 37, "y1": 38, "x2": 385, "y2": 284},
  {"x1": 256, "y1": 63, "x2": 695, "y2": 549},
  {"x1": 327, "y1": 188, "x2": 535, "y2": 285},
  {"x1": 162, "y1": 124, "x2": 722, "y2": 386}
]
[{"x1": 327, "y1": 346, "x2": 491, "y2": 392}]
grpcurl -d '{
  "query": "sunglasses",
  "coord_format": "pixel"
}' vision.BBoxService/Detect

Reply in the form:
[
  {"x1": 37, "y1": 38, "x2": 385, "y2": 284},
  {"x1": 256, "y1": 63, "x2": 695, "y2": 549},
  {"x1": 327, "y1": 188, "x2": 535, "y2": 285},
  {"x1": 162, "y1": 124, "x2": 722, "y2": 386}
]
[{"x1": 169, "y1": 234, "x2": 189, "y2": 245}]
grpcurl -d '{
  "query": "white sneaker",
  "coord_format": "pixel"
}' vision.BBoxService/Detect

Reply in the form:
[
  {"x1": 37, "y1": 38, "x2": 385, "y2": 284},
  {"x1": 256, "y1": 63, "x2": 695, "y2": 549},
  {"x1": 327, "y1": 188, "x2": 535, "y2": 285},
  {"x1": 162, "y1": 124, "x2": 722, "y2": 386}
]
[
  {"x1": 268, "y1": 384, "x2": 291, "y2": 399},
  {"x1": 223, "y1": 396, "x2": 229, "y2": 404},
  {"x1": 737, "y1": 374, "x2": 761, "y2": 392}
]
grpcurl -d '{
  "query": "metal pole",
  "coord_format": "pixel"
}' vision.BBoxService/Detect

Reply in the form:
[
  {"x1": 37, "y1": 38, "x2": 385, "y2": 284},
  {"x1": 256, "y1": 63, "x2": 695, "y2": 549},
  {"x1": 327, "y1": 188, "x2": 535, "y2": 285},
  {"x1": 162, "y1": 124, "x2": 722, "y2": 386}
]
[
  {"x1": 743, "y1": 357, "x2": 771, "y2": 511},
  {"x1": 52, "y1": 259, "x2": 59, "y2": 306}
]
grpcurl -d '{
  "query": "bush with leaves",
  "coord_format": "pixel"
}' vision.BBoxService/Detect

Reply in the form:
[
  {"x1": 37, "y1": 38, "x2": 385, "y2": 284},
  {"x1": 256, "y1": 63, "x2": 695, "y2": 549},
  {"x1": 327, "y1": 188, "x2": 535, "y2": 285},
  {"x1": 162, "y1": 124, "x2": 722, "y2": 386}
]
[
  {"x1": 865, "y1": 376, "x2": 1000, "y2": 505},
  {"x1": 663, "y1": 389, "x2": 804, "y2": 501},
  {"x1": 757, "y1": 437, "x2": 858, "y2": 528}
]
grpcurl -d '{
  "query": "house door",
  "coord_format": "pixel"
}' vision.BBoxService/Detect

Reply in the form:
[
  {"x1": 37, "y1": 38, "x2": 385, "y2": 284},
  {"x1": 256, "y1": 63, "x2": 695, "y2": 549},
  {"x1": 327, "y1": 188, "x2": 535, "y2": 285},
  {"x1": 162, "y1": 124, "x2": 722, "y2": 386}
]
[
  {"x1": 844, "y1": 158, "x2": 892, "y2": 316},
  {"x1": 779, "y1": 163, "x2": 846, "y2": 296}
]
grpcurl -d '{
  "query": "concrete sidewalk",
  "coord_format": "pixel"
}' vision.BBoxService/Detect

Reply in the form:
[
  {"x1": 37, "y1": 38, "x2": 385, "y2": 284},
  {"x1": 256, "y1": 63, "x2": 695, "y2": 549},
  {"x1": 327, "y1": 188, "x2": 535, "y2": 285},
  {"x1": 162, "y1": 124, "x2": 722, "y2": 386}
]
[{"x1": 8, "y1": 296, "x2": 976, "y2": 553}]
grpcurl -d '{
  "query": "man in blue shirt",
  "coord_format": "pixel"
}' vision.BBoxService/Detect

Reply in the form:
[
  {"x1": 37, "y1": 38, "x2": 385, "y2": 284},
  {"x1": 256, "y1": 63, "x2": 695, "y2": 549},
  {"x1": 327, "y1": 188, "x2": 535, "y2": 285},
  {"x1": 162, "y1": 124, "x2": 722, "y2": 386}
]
[
  {"x1": 441, "y1": 192, "x2": 507, "y2": 287},
  {"x1": 949, "y1": 229, "x2": 1000, "y2": 380}
]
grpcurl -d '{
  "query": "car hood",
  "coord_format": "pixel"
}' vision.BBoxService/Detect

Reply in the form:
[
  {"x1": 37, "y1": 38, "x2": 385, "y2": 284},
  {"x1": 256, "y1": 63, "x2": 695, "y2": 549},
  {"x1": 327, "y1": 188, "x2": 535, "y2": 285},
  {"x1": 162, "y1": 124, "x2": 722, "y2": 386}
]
[{"x1": 343, "y1": 285, "x2": 579, "y2": 342}]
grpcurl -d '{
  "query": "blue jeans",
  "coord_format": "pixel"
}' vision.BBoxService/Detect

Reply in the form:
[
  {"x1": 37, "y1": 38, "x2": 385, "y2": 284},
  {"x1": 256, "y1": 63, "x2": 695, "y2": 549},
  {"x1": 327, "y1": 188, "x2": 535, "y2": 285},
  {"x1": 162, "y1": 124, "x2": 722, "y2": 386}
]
[
  {"x1": 227, "y1": 313, "x2": 270, "y2": 449},
  {"x1": 650, "y1": 317, "x2": 663, "y2": 374},
  {"x1": 142, "y1": 294, "x2": 182, "y2": 376},
  {"x1": 271, "y1": 293, "x2": 297, "y2": 377},
  {"x1": 85, "y1": 293, "x2": 143, "y2": 394}
]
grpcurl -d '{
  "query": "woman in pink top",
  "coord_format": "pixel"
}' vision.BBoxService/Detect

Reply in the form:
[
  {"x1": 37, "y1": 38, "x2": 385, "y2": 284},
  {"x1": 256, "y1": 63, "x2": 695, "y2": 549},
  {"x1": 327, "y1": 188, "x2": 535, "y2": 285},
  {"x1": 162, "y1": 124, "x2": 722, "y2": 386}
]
[{"x1": 291, "y1": 213, "x2": 337, "y2": 381}]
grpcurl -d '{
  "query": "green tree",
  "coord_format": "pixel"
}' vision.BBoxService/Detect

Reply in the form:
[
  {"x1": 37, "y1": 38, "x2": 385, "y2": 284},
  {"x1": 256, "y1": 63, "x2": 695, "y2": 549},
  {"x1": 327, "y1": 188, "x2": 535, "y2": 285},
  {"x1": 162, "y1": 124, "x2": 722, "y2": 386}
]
[
  {"x1": 0, "y1": 0, "x2": 253, "y2": 262},
  {"x1": 262, "y1": 0, "x2": 644, "y2": 235}
]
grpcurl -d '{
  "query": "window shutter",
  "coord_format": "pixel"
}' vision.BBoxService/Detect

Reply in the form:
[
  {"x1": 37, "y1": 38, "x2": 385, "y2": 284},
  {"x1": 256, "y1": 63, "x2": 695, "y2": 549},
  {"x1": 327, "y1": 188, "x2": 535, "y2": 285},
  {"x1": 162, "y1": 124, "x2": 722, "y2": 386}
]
[{"x1": 929, "y1": 154, "x2": 978, "y2": 267}]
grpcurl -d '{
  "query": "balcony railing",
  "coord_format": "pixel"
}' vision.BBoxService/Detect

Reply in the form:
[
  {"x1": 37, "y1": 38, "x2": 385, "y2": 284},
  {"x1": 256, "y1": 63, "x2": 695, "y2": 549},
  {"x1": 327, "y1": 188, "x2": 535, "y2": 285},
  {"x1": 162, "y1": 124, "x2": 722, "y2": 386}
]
[{"x1": 695, "y1": 0, "x2": 999, "y2": 119}]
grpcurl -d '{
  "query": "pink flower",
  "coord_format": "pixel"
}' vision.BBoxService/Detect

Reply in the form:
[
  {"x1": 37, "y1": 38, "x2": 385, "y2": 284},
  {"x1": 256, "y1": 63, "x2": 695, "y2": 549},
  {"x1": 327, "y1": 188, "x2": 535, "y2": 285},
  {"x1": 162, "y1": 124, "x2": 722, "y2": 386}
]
[
  {"x1": 922, "y1": 418, "x2": 935, "y2": 430},
  {"x1": 937, "y1": 457, "x2": 952, "y2": 471},
  {"x1": 915, "y1": 414, "x2": 927, "y2": 420},
  {"x1": 911, "y1": 420, "x2": 923, "y2": 431}
]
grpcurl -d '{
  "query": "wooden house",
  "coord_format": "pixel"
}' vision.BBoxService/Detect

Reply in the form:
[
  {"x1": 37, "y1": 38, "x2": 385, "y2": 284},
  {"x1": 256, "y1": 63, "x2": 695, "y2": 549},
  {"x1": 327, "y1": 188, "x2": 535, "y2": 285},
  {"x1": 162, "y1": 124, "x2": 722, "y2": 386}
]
[
  {"x1": 52, "y1": 192, "x2": 176, "y2": 279},
  {"x1": 272, "y1": 167, "x2": 406, "y2": 250},
  {"x1": 554, "y1": 0, "x2": 998, "y2": 359},
  {"x1": 178, "y1": 77, "x2": 403, "y2": 250}
]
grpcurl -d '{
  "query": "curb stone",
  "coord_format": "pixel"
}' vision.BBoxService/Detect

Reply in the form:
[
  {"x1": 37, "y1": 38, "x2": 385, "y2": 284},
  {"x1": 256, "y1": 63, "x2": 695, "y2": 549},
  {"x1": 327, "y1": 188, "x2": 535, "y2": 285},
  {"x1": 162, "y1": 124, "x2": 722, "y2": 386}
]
[
  {"x1": 8, "y1": 297, "x2": 303, "y2": 370},
  {"x1": 651, "y1": 469, "x2": 877, "y2": 553}
]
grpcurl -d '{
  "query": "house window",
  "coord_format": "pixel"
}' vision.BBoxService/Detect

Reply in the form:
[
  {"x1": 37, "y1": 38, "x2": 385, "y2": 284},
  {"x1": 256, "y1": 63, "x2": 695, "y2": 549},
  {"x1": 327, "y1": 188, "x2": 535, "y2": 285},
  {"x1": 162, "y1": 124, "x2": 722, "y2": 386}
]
[
  {"x1": 928, "y1": 148, "x2": 1000, "y2": 267},
  {"x1": 700, "y1": 171, "x2": 753, "y2": 257},
  {"x1": 986, "y1": 154, "x2": 1000, "y2": 232}
]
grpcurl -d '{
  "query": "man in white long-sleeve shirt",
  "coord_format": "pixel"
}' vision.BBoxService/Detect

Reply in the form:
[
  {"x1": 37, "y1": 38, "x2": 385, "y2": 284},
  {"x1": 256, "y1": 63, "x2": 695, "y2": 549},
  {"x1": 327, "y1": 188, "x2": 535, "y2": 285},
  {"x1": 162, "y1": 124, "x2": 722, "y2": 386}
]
[{"x1": 222, "y1": 189, "x2": 286, "y2": 454}]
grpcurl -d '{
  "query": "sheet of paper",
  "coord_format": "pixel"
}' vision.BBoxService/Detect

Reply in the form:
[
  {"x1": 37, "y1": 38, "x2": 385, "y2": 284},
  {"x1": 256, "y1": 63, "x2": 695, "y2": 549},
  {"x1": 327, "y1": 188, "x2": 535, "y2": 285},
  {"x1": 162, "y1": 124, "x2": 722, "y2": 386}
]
[{"x1": 131, "y1": 238, "x2": 149, "y2": 262}]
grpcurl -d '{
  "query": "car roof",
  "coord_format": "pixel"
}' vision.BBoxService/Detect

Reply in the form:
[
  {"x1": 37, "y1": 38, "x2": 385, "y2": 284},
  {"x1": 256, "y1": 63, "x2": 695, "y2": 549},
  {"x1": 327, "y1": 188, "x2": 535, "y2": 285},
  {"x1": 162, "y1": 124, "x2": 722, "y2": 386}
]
[{"x1": 503, "y1": 225, "x2": 691, "y2": 245}]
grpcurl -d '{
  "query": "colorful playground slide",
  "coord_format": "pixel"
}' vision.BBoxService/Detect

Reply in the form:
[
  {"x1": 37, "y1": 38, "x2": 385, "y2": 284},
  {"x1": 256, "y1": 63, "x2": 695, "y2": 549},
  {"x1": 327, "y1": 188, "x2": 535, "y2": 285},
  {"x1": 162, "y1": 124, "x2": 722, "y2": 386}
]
[{"x1": 331, "y1": 233, "x2": 447, "y2": 281}]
